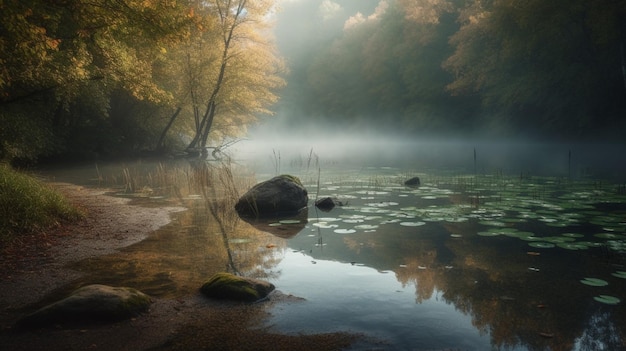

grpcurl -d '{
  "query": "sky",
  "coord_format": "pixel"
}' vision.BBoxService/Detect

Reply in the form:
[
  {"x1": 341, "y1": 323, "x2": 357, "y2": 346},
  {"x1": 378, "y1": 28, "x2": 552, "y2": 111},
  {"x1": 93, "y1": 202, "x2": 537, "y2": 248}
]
[{"x1": 272, "y1": 0, "x2": 381, "y2": 62}]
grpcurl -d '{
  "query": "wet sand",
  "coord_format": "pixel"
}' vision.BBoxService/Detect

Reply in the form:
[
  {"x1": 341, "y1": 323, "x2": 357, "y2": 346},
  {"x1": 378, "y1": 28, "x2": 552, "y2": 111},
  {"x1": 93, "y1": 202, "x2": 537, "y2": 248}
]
[{"x1": 0, "y1": 183, "x2": 372, "y2": 350}]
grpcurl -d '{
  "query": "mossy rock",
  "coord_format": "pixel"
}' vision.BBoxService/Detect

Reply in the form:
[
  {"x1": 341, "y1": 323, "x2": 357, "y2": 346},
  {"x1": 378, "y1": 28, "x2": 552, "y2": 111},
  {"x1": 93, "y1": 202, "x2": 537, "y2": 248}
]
[
  {"x1": 18, "y1": 284, "x2": 152, "y2": 328},
  {"x1": 200, "y1": 272, "x2": 275, "y2": 302}
]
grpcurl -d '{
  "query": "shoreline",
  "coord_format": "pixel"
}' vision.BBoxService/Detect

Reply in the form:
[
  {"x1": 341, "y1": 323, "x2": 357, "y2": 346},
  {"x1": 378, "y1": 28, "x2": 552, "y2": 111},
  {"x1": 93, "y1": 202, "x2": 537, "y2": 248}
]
[{"x1": 0, "y1": 182, "x2": 369, "y2": 350}]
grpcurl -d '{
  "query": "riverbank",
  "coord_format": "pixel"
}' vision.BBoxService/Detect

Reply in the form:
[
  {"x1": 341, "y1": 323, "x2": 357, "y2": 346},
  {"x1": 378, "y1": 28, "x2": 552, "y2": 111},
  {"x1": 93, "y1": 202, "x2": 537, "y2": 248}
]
[{"x1": 0, "y1": 183, "x2": 368, "y2": 350}]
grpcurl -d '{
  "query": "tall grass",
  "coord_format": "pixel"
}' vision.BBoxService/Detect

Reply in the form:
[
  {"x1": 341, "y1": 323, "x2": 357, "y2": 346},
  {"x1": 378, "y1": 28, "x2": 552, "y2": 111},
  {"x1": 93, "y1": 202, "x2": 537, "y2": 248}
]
[{"x1": 0, "y1": 164, "x2": 83, "y2": 243}]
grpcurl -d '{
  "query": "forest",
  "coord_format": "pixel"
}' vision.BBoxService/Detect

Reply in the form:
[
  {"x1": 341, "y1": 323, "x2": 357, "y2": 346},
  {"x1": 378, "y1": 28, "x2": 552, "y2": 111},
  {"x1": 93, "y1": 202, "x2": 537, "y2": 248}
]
[{"x1": 1, "y1": 0, "x2": 625, "y2": 165}]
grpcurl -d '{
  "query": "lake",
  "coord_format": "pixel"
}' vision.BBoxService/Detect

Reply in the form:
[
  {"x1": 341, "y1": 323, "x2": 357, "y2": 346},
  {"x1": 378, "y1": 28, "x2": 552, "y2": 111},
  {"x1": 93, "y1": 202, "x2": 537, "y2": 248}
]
[{"x1": 41, "y1": 139, "x2": 626, "y2": 350}]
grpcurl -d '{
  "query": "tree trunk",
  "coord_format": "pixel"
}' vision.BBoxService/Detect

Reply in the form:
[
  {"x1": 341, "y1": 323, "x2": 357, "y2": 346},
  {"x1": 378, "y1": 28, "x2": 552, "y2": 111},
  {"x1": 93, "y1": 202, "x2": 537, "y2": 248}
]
[
  {"x1": 156, "y1": 107, "x2": 182, "y2": 151},
  {"x1": 185, "y1": 0, "x2": 245, "y2": 153}
]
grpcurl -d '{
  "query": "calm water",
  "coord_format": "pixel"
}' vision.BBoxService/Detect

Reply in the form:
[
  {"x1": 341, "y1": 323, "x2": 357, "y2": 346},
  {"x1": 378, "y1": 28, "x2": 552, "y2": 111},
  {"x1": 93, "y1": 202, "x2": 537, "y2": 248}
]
[{"x1": 40, "y1": 141, "x2": 626, "y2": 350}]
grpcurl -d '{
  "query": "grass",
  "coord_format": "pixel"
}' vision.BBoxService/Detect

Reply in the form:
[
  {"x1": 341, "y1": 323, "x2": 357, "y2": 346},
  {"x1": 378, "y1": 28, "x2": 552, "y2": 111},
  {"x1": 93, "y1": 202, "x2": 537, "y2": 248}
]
[{"x1": 0, "y1": 163, "x2": 83, "y2": 244}]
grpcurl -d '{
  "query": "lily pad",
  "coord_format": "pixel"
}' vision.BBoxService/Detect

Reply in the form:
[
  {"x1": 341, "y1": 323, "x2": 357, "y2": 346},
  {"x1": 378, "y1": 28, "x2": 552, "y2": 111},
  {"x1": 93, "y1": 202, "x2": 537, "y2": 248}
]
[
  {"x1": 593, "y1": 295, "x2": 620, "y2": 305},
  {"x1": 528, "y1": 242, "x2": 555, "y2": 249},
  {"x1": 334, "y1": 229, "x2": 357, "y2": 234},
  {"x1": 580, "y1": 278, "x2": 609, "y2": 287},
  {"x1": 279, "y1": 219, "x2": 301, "y2": 224},
  {"x1": 557, "y1": 242, "x2": 589, "y2": 250},
  {"x1": 611, "y1": 271, "x2": 626, "y2": 279},
  {"x1": 354, "y1": 224, "x2": 379, "y2": 230},
  {"x1": 562, "y1": 233, "x2": 584, "y2": 238},
  {"x1": 477, "y1": 231, "x2": 501, "y2": 237},
  {"x1": 400, "y1": 221, "x2": 426, "y2": 227}
]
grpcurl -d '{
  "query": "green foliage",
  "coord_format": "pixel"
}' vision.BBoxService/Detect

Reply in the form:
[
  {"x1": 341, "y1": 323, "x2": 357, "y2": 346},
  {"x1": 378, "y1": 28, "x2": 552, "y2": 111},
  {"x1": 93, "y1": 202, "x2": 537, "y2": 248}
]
[
  {"x1": 0, "y1": 164, "x2": 83, "y2": 243},
  {"x1": 0, "y1": 0, "x2": 285, "y2": 163},
  {"x1": 286, "y1": 0, "x2": 626, "y2": 138}
]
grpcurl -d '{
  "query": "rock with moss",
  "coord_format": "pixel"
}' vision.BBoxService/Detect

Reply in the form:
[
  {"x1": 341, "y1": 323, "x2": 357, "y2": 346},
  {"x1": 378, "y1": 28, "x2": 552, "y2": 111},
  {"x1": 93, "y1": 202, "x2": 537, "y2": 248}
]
[
  {"x1": 17, "y1": 284, "x2": 152, "y2": 328},
  {"x1": 200, "y1": 272, "x2": 275, "y2": 302},
  {"x1": 235, "y1": 174, "x2": 308, "y2": 218}
]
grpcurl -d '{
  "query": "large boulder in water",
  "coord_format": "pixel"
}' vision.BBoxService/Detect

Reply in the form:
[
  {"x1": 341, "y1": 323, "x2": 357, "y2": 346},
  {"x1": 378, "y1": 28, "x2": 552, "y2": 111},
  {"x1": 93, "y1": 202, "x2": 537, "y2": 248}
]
[
  {"x1": 18, "y1": 284, "x2": 152, "y2": 328},
  {"x1": 235, "y1": 175, "x2": 308, "y2": 218},
  {"x1": 200, "y1": 272, "x2": 275, "y2": 302}
]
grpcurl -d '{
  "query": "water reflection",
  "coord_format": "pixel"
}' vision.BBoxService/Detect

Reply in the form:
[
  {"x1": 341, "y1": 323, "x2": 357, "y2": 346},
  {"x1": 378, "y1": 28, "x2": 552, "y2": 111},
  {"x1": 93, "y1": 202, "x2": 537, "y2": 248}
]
[{"x1": 40, "y1": 158, "x2": 626, "y2": 350}]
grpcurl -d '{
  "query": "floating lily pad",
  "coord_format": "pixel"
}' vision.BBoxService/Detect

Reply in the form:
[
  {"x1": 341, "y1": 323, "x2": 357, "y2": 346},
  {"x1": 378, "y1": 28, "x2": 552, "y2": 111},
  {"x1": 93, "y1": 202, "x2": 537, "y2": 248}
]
[
  {"x1": 611, "y1": 271, "x2": 626, "y2": 279},
  {"x1": 312, "y1": 222, "x2": 338, "y2": 229},
  {"x1": 279, "y1": 219, "x2": 301, "y2": 224},
  {"x1": 477, "y1": 231, "x2": 501, "y2": 237},
  {"x1": 528, "y1": 242, "x2": 555, "y2": 249},
  {"x1": 381, "y1": 219, "x2": 402, "y2": 224},
  {"x1": 593, "y1": 295, "x2": 620, "y2": 305},
  {"x1": 343, "y1": 219, "x2": 365, "y2": 223},
  {"x1": 334, "y1": 229, "x2": 357, "y2": 234},
  {"x1": 562, "y1": 233, "x2": 584, "y2": 238},
  {"x1": 557, "y1": 242, "x2": 589, "y2": 250},
  {"x1": 400, "y1": 221, "x2": 426, "y2": 227},
  {"x1": 580, "y1": 278, "x2": 609, "y2": 287},
  {"x1": 354, "y1": 224, "x2": 379, "y2": 230}
]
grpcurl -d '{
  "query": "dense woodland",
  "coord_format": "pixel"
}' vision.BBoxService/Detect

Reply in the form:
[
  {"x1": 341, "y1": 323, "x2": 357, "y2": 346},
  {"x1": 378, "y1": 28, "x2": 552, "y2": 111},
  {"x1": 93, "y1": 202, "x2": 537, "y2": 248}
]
[{"x1": 1, "y1": 0, "x2": 625, "y2": 164}]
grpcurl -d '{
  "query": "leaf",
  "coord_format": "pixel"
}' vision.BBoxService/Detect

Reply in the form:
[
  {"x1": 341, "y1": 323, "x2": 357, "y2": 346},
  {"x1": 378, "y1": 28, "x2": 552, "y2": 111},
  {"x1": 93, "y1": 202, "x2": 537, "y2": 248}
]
[
  {"x1": 611, "y1": 271, "x2": 626, "y2": 279},
  {"x1": 593, "y1": 295, "x2": 620, "y2": 305},
  {"x1": 334, "y1": 229, "x2": 357, "y2": 234},
  {"x1": 528, "y1": 242, "x2": 555, "y2": 249},
  {"x1": 580, "y1": 278, "x2": 609, "y2": 287}
]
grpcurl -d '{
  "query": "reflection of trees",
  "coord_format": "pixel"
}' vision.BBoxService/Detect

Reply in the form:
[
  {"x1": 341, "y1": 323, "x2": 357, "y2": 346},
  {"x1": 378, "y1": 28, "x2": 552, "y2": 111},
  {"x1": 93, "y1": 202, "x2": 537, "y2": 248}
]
[
  {"x1": 71, "y1": 160, "x2": 286, "y2": 297},
  {"x1": 576, "y1": 310, "x2": 621, "y2": 350},
  {"x1": 337, "y1": 219, "x2": 626, "y2": 350}
]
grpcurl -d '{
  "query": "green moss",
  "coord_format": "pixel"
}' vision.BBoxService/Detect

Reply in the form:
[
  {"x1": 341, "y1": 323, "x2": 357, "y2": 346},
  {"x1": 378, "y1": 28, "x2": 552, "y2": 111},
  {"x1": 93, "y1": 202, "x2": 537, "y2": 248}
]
[
  {"x1": 200, "y1": 272, "x2": 274, "y2": 302},
  {"x1": 0, "y1": 164, "x2": 84, "y2": 243}
]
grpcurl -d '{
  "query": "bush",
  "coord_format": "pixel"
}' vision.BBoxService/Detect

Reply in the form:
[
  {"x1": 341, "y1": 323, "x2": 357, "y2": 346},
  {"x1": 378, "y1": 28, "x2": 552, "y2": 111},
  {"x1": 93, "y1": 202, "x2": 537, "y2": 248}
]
[{"x1": 0, "y1": 164, "x2": 83, "y2": 243}]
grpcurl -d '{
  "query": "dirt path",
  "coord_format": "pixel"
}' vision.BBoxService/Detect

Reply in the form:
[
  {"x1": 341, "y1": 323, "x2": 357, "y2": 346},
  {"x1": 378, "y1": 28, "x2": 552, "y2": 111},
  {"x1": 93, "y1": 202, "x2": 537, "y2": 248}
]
[{"x1": 0, "y1": 183, "x2": 369, "y2": 351}]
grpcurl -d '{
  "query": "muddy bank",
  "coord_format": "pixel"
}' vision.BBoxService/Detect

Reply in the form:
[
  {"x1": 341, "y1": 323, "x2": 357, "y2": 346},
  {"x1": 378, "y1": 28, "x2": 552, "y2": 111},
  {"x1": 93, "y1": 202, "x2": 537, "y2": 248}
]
[{"x1": 0, "y1": 183, "x2": 370, "y2": 350}]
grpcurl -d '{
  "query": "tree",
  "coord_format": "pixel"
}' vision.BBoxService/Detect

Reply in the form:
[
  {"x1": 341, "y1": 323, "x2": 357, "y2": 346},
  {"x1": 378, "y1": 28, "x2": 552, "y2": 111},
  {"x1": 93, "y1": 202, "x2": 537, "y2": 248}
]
[
  {"x1": 443, "y1": 0, "x2": 626, "y2": 136},
  {"x1": 173, "y1": 0, "x2": 285, "y2": 155},
  {"x1": 0, "y1": 0, "x2": 189, "y2": 162}
]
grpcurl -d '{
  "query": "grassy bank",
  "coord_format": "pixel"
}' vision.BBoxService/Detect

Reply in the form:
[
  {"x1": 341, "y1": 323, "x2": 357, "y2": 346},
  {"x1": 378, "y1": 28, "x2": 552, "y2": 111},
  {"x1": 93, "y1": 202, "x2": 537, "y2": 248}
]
[{"x1": 0, "y1": 164, "x2": 83, "y2": 244}]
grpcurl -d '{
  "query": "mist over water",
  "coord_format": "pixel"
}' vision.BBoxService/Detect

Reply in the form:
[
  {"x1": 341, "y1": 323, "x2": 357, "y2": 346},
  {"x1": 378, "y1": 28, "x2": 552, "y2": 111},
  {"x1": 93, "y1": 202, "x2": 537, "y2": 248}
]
[{"x1": 235, "y1": 126, "x2": 626, "y2": 179}]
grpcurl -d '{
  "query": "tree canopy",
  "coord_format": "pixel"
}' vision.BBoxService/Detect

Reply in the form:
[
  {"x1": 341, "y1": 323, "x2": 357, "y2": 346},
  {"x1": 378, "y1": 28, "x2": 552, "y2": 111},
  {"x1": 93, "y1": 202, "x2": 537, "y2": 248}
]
[
  {"x1": 0, "y1": 0, "x2": 284, "y2": 163},
  {"x1": 2, "y1": 0, "x2": 625, "y2": 163},
  {"x1": 279, "y1": 0, "x2": 626, "y2": 139}
]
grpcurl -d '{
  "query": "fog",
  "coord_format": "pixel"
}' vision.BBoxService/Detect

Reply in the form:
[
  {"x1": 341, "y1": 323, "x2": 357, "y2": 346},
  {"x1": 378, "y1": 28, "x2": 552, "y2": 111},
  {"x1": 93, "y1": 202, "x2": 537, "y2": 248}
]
[{"x1": 237, "y1": 0, "x2": 626, "y2": 179}]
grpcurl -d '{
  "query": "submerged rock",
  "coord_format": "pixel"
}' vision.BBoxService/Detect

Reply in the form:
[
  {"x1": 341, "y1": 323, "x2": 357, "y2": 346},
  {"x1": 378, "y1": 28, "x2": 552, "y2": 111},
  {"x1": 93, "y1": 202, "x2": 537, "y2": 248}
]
[
  {"x1": 18, "y1": 284, "x2": 152, "y2": 328},
  {"x1": 235, "y1": 175, "x2": 308, "y2": 217},
  {"x1": 404, "y1": 177, "x2": 421, "y2": 187},
  {"x1": 200, "y1": 272, "x2": 275, "y2": 302}
]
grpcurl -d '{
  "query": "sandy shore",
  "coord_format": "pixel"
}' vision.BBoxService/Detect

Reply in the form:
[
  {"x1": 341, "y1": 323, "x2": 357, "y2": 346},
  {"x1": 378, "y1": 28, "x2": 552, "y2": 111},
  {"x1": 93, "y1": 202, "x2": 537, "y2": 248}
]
[{"x1": 0, "y1": 183, "x2": 371, "y2": 350}]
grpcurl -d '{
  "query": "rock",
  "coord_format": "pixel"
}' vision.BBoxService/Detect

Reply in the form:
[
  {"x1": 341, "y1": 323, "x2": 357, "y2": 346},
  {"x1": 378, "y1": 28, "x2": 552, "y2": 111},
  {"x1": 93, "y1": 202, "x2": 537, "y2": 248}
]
[
  {"x1": 18, "y1": 284, "x2": 152, "y2": 328},
  {"x1": 235, "y1": 175, "x2": 308, "y2": 217},
  {"x1": 404, "y1": 177, "x2": 421, "y2": 187},
  {"x1": 314, "y1": 197, "x2": 342, "y2": 211},
  {"x1": 200, "y1": 272, "x2": 275, "y2": 302}
]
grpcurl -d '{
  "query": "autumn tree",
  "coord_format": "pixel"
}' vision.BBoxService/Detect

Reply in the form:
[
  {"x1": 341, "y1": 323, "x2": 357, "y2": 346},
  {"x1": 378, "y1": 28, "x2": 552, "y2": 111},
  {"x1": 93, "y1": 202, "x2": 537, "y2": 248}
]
[
  {"x1": 0, "y1": 0, "x2": 189, "y2": 162},
  {"x1": 160, "y1": 0, "x2": 285, "y2": 156}
]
